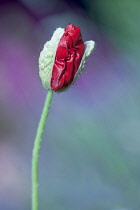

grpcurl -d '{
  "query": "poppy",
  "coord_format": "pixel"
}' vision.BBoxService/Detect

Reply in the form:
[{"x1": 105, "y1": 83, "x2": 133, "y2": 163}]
[{"x1": 39, "y1": 24, "x2": 95, "y2": 92}]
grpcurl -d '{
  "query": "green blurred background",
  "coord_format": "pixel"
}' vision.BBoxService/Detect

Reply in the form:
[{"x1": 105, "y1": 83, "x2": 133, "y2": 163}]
[{"x1": 0, "y1": 0, "x2": 140, "y2": 209}]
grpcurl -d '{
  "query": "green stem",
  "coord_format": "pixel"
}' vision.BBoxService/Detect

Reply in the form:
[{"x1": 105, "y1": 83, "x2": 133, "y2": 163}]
[{"x1": 32, "y1": 90, "x2": 53, "y2": 210}]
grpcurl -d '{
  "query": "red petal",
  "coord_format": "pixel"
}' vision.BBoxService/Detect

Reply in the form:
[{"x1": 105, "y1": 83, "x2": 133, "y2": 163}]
[{"x1": 51, "y1": 24, "x2": 85, "y2": 91}]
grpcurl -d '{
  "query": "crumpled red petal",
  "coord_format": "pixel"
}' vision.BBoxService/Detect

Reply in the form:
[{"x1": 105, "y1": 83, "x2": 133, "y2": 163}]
[{"x1": 51, "y1": 24, "x2": 85, "y2": 91}]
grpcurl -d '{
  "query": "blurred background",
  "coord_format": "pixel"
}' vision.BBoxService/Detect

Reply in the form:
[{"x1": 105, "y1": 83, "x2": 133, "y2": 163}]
[{"x1": 0, "y1": 0, "x2": 140, "y2": 209}]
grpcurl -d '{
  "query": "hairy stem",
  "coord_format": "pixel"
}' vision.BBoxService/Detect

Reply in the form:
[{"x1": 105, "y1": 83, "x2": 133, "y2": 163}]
[{"x1": 32, "y1": 90, "x2": 53, "y2": 210}]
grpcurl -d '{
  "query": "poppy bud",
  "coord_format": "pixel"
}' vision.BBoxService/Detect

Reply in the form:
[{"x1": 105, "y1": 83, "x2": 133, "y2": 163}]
[{"x1": 39, "y1": 24, "x2": 95, "y2": 92}]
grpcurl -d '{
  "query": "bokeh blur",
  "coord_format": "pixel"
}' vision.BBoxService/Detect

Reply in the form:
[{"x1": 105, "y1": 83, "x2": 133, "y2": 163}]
[{"x1": 0, "y1": 0, "x2": 140, "y2": 209}]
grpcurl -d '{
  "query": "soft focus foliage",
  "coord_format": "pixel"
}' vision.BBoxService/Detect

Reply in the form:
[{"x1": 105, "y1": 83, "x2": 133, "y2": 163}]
[{"x1": 0, "y1": 0, "x2": 140, "y2": 209}]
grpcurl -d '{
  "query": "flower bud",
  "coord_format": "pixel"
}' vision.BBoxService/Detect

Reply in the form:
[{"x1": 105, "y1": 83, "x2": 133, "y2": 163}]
[{"x1": 39, "y1": 24, "x2": 95, "y2": 92}]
